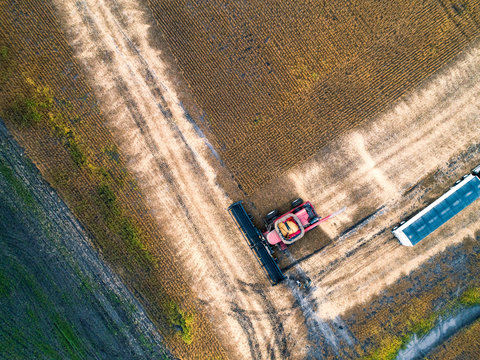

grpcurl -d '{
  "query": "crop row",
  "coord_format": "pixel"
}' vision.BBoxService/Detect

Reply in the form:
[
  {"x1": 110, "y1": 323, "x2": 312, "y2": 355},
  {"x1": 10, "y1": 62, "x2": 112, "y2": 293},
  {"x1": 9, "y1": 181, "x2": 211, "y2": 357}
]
[
  {"x1": 147, "y1": 0, "x2": 480, "y2": 193},
  {"x1": 0, "y1": 1, "x2": 225, "y2": 358},
  {"x1": 429, "y1": 316, "x2": 480, "y2": 359}
]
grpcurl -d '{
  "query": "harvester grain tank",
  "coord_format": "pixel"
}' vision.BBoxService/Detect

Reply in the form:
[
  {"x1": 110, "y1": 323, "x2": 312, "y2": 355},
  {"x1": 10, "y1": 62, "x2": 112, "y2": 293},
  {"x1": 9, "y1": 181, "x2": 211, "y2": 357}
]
[{"x1": 263, "y1": 198, "x2": 334, "y2": 251}]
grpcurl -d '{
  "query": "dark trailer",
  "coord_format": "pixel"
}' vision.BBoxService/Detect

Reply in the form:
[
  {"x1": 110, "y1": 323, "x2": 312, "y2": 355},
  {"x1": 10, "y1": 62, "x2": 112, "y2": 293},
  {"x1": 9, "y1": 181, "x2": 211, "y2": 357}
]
[{"x1": 228, "y1": 201, "x2": 286, "y2": 285}]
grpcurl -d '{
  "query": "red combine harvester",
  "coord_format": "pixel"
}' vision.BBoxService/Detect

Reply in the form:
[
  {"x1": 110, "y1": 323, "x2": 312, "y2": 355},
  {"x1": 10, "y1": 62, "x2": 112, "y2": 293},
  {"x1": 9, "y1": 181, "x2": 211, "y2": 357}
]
[
  {"x1": 263, "y1": 198, "x2": 334, "y2": 251},
  {"x1": 228, "y1": 198, "x2": 339, "y2": 286}
]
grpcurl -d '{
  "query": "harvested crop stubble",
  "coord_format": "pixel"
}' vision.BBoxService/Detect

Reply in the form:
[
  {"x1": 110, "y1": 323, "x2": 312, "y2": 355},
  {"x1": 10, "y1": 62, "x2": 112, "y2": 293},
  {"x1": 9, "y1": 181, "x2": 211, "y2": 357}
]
[
  {"x1": 429, "y1": 317, "x2": 480, "y2": 359},
  {"x1": 342, "y1": 238, "x2": 480, "y2": 360},
  {"x1": 147, "y1": 0, "x2": 480, "y2": 193},
  {"x1": 0, "y1": 0, "x2": 225, "y2": 358}
]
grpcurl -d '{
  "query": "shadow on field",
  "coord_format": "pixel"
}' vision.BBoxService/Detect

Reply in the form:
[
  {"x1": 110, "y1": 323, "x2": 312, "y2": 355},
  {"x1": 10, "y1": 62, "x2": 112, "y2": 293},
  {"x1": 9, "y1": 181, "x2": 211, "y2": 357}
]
[{"x1": 276, "y1": 228, "x2": 332, "y2": 272}]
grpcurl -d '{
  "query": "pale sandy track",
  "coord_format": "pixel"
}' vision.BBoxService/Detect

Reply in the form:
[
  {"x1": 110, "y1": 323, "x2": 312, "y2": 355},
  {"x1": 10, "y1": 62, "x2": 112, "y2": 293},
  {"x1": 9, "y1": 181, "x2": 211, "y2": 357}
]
[
  {"x1": 52, "y1": 0, "x2": 480, "y2": 358},
  {"x1": 52, "y1": 0, "x2": 305, "y2": 358}
]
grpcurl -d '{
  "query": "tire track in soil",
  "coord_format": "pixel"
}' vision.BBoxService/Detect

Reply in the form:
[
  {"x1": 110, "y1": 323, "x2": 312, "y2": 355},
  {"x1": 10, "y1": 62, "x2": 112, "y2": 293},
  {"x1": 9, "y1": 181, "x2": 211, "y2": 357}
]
[
  {"x1": 267, "y1": 40, "x2": 480, "y2": 321},
  {"x1": 53, "y1": 0, "x2": 298, "y2": 358},
  {"x1": 86, "y1": 11, "x2": 279, "y2": 360},
  {"x1": 71, "y1": 3, "x2": 269, "y2": 356},
  {"x1": 281, "y1": 250, "x2": 360, "y2": 359},
  {"x1": 285, "y1": 278, "x2": 358, "y2": 360},
  {"x1": 113, "y1": 64, "x2": 268, "y2": 352},
  {"x1": 238, "y1": 281, "x2": 290, "y2": 358}
]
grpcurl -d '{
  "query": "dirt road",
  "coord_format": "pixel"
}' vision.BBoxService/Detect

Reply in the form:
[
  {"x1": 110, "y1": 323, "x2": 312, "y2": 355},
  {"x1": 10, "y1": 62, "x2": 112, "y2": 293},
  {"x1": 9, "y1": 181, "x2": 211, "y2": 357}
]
[{"x1": 53, "y1": 0, "x2": 480, "y2": 358}]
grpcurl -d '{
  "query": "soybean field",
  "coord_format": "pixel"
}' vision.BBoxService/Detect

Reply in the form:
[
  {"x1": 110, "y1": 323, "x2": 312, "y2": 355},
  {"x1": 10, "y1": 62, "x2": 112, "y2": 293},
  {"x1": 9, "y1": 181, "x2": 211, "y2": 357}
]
[{"x1": 147, "y1": 0, "x2": 480, "y2": 192}]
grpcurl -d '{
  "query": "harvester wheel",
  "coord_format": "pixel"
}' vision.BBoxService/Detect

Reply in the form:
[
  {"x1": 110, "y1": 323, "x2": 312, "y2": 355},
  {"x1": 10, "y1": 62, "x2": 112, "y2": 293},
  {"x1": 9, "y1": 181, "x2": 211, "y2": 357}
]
[
  {"x1": 303, "y1": 277, "x2": 312, "y2": 289},
  {"x1": 267, "y1": 244, "x2": 275, "y2": 256},
  {"x1": 291, "y1": 198, "x2": 303, "y2": 209},
  {"x1": 264, "y1": 209, "x2": 279, "y2": 224}
]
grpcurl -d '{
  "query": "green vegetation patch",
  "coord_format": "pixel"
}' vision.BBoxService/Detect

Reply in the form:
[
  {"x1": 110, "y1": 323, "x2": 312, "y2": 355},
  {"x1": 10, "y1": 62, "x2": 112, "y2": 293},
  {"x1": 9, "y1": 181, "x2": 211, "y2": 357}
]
[
  {"x1": 47, "y1": 112, "x2": 87, "y2": 167},
  {"x1": 121, "y1": 218, "x2": 145, "y2": 252},
  {"x1": 52, "y1": 313, "x2": 86, "y2": 360},
  {"x1": 0, "y1": 269, "x2": 11, "y2": 298},
  {"x1": 365, "y1": 286, "x2": 480, "y2": 359},
  {"x1": 3, "y1": 78, "x2": 53, "y2": 128},
  {"x1": 97, "y1": 182, "x2": 156, "y2": 269},
  {"x1": 66, "y1": 137, "x2": 87, "y2": 167},
  {"x1": 2, "y1": 76, "x2": 87, "y2": 168},
  {"x1": 0, "y1": 44, "x2": 14, "y2": 84},
  {"x1": 119, "y1": 216, "x2": 156, "y2": 268},
  {"x1": 97, "y1": 182, "x2": 119, "y2": 214},
  {"x1": 365, "y1": 336, "x2": 403, "y2": 360},
  {"x1": 0, "y1": 158, "x2": 35, "y2": 207},
  {"x1": 0, "y1": 256, "x2": 86, "y2": 359},
  {"x1": 406, "y1": 312, "x2": 437, "y2": 339},
  {"x1": 4, "y1": 95, "x2": 43, "y2": 128},
  {"x1": 166, "y1": 301, "x2": 194, "y2": 345},
  {"x1": 459, "y1": 287, "x2": 480, "y2": 306},
  {"x1": 0, "y1": 45, "x2": 8, "y2": 61},
  {"x1": 364, "y1": 314, "x2": 438, "y2": 360}
]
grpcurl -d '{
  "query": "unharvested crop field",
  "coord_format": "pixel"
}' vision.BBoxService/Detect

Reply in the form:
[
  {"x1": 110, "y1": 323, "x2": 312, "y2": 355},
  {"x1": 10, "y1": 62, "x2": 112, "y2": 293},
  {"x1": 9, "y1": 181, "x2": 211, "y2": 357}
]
[{"x1": 147, "y1": 0, "x2": 480, "y2": 192}]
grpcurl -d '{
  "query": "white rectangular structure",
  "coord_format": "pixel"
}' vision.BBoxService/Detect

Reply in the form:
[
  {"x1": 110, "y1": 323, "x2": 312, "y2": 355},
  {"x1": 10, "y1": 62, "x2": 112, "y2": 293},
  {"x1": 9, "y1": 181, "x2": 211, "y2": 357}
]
[{"x1": 393, "y1": 174, "x2": 480, "y2": 246}]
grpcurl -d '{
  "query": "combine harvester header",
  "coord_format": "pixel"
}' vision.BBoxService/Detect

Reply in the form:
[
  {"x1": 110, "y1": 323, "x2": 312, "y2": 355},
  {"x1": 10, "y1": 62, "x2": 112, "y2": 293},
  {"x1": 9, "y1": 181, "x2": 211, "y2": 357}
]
[{"x1": 228, "y1": 201, "x2": 285, "y2": 285}]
